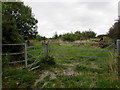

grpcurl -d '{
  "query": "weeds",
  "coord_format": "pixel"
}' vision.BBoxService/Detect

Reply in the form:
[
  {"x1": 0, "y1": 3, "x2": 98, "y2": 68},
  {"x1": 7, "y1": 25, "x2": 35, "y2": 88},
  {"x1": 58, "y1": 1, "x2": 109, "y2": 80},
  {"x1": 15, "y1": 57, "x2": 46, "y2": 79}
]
[
  {"x1": 3, "y1": 69, "x2": 39, "y2": 88},
  {"x1": 75, "y1": 64, "x2": 103, "y2": 73},
  {"x1": 29, "y1": 56, "x2": 56, "y2": 71},
  {"x1": 35, "y1": 73, "x2": 120, "y2": 88}
]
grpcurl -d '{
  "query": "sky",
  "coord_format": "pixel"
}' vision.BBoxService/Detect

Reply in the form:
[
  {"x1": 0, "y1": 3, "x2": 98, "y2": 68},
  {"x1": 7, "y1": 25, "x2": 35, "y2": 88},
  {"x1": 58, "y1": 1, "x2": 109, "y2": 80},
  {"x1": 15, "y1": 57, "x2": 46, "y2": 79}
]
[{"x1": 22, "y1": 0, "x2": 119, "y2": 38}]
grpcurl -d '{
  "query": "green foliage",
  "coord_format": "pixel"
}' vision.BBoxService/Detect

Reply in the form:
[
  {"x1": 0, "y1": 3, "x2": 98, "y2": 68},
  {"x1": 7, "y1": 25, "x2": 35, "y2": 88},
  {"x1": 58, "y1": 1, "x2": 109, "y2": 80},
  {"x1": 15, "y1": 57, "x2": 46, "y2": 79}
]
[
  {"x1": 2, "y1": 10, "x2": 24, "y2": 52},
  {"x1": 35, "y1": 73, "x2": 119, "y2": 88},
  {"x1": 95, "y1": 79, "x2": 120, "y2": 88},
  {"x1": 2, "y1": 1, "x2": 38, "y2": 62},
  {"x1": 81, "y1": 30, "x2": 96, "y2": 39},
  {"x1": 36, "y1": 35, "x2": 47, "y2": 41},
  {"x1": 2, "y1": 55, "x2": 11, "y2": 66},
  {"x1": 36, "y1": 75, "x2": 50, "y2": 88},
  {"x1": 76, "y1": 64, "x2": 103, "y2": 73},
  {"x1": 108, "y1": 18, "x2": 120, "y2": 42},
  {"x1": 30, "y1": 56, "x2": 56, "y2": 70},
  {"x1": 40, "y1": 56, "x2": 56, "y2": 65},
  {"x1": 3, "y1": 69, "x2": 38, "y2": 88},
  {"x1": 3, "y1": 42, "x2": 119, "y2": 88},
  {"x1": 97, "y1": 34, "x2": 107, "y2": 38},
  {"x1": 87, "y1": 57, "x2": 97, "y2": 61},
  {"x1": 53, "y1": 30, "x2": 96, "y2": 42},
  {"x1": 53, "y1": 32, "x2": 59, "y2": 39},
  {"x1": 62, "y1": 33, "x2": 76, "y2": 42},
  {"x1": 74, "y1": 31, "x2": 83, "y2": 40},
  {"x1": 2, "y1": 2, "x2": 38, "y2": 44},
  {"x1": 102, "y1": 37, "x2": 115, "y2": 48},
  {"x1": 2, "y1": 54, "x2": 25, "y2": 69}
]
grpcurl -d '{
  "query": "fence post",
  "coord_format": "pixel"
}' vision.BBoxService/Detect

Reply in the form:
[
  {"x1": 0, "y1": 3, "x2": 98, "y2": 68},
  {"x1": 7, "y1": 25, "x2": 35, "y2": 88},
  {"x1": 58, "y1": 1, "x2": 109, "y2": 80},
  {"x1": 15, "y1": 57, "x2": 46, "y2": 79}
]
[
  {"x1": 24, "y1": 42, "x2": 27, "y2": 68},
  {"x1": 117, "y1": 39, "x2": 120, "y2": 79},
  {"x1": 45, "y1": 42, "x2": 49, "y2": 57}
]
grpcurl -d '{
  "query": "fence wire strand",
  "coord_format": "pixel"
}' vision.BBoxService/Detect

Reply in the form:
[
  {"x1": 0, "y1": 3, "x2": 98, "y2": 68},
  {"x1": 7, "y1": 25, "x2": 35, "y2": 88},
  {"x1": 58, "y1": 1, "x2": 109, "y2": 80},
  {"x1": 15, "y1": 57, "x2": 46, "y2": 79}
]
[{"x1": 2, "y1": 42, "x2": 116, "y2": 67}]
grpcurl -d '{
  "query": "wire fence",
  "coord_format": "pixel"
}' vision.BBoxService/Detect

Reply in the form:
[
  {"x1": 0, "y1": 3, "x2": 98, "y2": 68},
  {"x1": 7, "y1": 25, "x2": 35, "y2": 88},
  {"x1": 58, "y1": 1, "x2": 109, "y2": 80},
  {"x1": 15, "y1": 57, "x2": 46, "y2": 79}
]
[{"x1": 1, "y1": 40, "x2": 120, "y2": 68}]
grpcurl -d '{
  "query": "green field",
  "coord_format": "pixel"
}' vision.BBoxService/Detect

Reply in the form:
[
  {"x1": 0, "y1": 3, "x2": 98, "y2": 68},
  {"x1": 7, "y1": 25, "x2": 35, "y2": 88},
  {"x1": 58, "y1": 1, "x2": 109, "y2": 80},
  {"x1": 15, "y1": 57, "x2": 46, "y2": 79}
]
[
  {"x1": 3, "y1": 41, "x2": 120, "y2": 88},
  {"x1": 28, "y1": 42, "x2": 116, "y2": 66}
]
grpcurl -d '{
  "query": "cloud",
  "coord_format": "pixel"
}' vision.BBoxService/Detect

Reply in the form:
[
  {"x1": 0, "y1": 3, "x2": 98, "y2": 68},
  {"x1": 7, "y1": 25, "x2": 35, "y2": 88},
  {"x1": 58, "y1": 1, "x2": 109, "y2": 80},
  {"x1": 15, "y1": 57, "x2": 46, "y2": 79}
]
[{"x1": 24, "y1": 1, "x2": 118, "y2": 38}]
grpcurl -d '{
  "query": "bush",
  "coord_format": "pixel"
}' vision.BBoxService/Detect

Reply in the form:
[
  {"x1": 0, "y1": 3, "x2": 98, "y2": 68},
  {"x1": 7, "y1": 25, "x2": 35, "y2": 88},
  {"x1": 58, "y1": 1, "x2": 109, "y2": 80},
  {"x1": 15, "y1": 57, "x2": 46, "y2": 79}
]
[
  {"x1": 2, "y1": 53, "x2": 24, "y2": 68},
  {"x1": 40, "y1": 56, "x2": 56, "y2": 65},
  {"x1": 2, "y1": 54, "x2": 11, "y2": 66},
  {"x1": 30, "y1": 56, "x2": 56, "y2": 70}
]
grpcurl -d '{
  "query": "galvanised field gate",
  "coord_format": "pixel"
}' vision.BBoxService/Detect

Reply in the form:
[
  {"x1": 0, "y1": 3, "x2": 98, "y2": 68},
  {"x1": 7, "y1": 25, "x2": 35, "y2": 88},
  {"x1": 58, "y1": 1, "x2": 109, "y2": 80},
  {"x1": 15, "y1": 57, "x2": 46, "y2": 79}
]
[{"x1": 2, "y1": 40, "x2": 120, "y2": 72}]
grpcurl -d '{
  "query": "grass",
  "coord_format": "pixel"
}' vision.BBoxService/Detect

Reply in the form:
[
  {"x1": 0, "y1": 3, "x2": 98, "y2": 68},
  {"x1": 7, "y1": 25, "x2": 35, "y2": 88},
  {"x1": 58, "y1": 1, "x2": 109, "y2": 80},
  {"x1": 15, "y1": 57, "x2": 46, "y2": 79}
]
[
  {"x1": 34, "y1": 72, "x2": 119, "y2": 88},
  {"x1": 3, "y1": 69, "x2": 39, "y2": 88},
  {"x1": 2, "y1": 41, "x2": 120, "y2": 88},
  {"x1": 48, "y1": 42, "x2": 114, "y2": 66},
  {"x1": 75, "y1": 64, "x2": 104, "y2": 73}
]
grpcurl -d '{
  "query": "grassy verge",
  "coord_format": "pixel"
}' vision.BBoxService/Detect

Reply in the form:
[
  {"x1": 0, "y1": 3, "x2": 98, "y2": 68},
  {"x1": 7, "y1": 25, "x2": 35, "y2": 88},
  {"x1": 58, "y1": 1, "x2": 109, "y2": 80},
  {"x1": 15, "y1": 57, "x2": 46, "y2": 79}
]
[
  {"x1": 35, "y1": 73, "x2": 119, "y2": 88},
  {"x1": 3, "y1": 69, "x2": 39, "y2": 88}
]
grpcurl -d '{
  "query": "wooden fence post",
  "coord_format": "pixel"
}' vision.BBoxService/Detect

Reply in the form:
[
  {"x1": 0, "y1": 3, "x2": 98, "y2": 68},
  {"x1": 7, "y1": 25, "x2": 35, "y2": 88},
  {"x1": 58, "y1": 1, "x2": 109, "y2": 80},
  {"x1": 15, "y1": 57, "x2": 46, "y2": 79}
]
[
  {"x1": 24, "y1": 42, "x2": 27, "y2": 68},
  {"x1": 117, "y1": 39, "x2": 120, "y2": 79}
]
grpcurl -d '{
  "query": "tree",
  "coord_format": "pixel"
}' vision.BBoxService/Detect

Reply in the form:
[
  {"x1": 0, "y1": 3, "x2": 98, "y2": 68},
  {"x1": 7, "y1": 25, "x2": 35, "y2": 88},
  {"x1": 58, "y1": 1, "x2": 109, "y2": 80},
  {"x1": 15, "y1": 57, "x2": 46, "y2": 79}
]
[
  {"x1": 97, "y1": 34, "x2": 107, "y2": 38},
  {"x1": 53, "y1": 32, "x2": 58, "y2": 39},
  {"x1": 2, "y1": 1, "x2": 38, "y2": 52},
  {"x1": 74, "y1": 31, "x2": 82, "y2": 40},
  {"x1": 2, "y1": 2, "x2": 38, "y2": 43},
  {"x1": 82, "y1": 30, "x2": 96, "y2": 40},
  {"x1": 52, "y1": 30, "x2": 96, "y2": 42},
  {"x1": 62, "y1": 33, "x2": 76, "y2": 42},
  {"x1": 36, "y1": 35, "x2": 47, "y2": 41},
  {"x1": 108, "y1": 19, "x2": 120, "y2": 42}
]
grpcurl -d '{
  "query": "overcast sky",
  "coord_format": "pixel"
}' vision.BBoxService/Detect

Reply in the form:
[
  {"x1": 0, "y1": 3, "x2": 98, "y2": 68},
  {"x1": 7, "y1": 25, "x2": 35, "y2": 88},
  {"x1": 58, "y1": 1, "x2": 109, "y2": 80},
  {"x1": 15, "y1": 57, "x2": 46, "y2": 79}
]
[{"x1": 22, "y1": 0, "x2": 119, "y2": 38}]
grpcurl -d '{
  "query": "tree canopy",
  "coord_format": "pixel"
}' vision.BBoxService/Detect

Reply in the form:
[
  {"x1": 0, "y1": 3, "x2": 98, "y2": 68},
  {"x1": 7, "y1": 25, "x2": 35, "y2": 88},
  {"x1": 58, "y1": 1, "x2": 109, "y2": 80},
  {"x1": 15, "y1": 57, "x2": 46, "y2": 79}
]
[
  {"x1": 36, "y1": 35, "x2": 47, "y2": 41},
  {"x1": 52, "y1": 30, "x2": 96, "y2": 42},
  {"x1": 2, "y1": 2, "x2": 38, "y2": 53},
  {"x1": 107, "y1": 17, "x2": 120, "y2": 42},
  {"x1": 2, "y1": 2, "x2": 38, "y2": 44},
  {"x1": 53, "y1": 32, "x2": 59, "y2": 39}
]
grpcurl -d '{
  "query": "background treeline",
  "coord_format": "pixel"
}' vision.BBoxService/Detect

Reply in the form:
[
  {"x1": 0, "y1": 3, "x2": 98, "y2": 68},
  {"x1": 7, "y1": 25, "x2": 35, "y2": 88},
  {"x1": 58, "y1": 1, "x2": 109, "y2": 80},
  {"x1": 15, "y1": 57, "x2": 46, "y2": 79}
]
[
  {"x1": 50, "y1": 16, "x2": 120, "y2": 42},
  {"x1": 2, "y1": 1, "x2": 120, "y2": 51},
  {"x1": 51, "y1": 30, "x2": 96, "y2": 42}
]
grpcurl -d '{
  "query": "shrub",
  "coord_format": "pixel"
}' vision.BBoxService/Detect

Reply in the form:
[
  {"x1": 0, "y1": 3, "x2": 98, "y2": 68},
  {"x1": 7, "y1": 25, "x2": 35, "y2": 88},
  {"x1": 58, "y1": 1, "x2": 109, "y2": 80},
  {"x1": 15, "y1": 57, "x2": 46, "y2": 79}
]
[
  {"x1": 40, "y1": 56, "x2": 56, "y2": 65},
  {"x1": 30, "y1": 56, "x2": 56, "y2": 70},
  {"x1": 2, "y1": 54, "x2": 11, "y2": 66}
]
